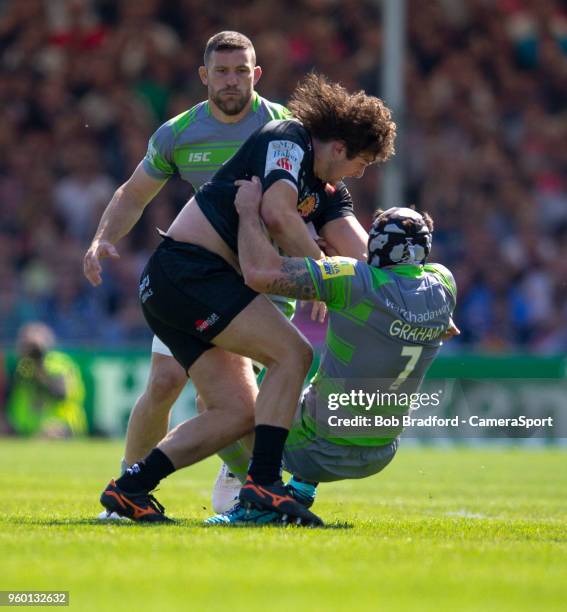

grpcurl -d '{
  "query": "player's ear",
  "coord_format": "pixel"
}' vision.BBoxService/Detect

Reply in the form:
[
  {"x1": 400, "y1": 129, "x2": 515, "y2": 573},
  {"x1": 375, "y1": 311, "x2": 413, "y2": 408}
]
[
  {"x1": 333, "y1": 141, "x2": 347, "y2": 159},
  {"x1": 198, "y1": 65, "x2": 208, "y2": 86},
  {"x1": 253, "y1": 65, "x2": 262, "y2": 85}
]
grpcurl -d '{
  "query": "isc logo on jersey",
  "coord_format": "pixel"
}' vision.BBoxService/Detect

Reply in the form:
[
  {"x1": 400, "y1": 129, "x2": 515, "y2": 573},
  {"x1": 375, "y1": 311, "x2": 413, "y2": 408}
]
[
  {"x1": 265, "y1": 140, "x2": 304, "y2": 181},
  {"x1": 318, "y1": 257, "x2": 356, "y2": 279},
  {"x1": 187, "y1": 152, "x2": 212, "y2": 162}
]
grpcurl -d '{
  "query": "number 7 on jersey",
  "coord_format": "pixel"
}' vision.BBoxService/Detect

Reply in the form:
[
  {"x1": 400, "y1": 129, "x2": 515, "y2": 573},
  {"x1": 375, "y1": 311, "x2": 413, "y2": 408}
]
[{"x1": 389, "y1": 346, "x2": 423, "y2": 391}]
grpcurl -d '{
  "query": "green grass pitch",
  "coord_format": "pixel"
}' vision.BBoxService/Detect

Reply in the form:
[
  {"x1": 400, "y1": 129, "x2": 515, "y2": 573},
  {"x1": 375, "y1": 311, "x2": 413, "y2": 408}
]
[{"x1": 1, "y1": 440, "x2": 565, "y2": 611}]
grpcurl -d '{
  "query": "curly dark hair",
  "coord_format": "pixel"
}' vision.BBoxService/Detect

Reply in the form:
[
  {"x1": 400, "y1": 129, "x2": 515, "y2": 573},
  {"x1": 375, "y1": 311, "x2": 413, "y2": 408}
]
[{"x1": 288, "y1": 73, "x2": 396, "y2": 161}]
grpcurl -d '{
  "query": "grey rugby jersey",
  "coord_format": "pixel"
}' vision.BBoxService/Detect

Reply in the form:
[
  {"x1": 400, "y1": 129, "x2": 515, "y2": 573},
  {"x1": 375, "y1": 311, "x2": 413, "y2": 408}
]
[
  {"x1": 298, "y1": 258, "x2": 456, "y2": 446},
  {"x1": 143, "y1": 92, "x2": 291, "y2": 189}
]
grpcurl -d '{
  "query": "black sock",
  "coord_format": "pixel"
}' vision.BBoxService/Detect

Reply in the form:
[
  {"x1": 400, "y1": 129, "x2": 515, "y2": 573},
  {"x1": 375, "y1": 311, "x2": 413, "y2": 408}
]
[
  {"x1": 248, "y1": 424, "x2": 288, "y2": 485},
  {"x1": 115, "y1": 448, "x2": 175, "y2": 493}
]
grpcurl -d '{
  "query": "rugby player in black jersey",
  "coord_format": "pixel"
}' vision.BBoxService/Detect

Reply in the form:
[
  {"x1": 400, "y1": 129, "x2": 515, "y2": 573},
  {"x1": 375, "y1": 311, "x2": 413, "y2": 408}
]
[{"x1": 100, "y1": 74, "x2": 396, "y2": 525}]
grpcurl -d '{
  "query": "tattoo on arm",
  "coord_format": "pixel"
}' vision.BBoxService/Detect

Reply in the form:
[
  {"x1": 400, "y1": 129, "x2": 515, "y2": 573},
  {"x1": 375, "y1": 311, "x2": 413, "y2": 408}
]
[{"x1": 266, "y1": 259, "x2": 317, "y2": 300}]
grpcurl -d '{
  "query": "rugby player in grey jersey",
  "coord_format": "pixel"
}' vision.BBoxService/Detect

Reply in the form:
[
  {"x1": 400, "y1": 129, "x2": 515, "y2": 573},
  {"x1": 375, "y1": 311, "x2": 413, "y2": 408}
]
[
  {"x1": 205, "y1": 177, "x2": 459, "y2": 524},
  {"x1": 83, "y1": 32, "x2": 369, "y2": 516}
]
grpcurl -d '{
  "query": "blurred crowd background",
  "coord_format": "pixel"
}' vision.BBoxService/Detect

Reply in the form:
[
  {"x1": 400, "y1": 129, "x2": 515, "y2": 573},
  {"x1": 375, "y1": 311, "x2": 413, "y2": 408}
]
[{"x1": 1, "y1": 0, "x2": 566, "y2": 353}]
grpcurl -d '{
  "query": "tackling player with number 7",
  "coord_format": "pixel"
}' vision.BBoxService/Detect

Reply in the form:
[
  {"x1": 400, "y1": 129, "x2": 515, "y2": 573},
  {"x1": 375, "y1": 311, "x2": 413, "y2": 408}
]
[{"x1": 207, "y1": 177, "x2": 459, "y2": 525}]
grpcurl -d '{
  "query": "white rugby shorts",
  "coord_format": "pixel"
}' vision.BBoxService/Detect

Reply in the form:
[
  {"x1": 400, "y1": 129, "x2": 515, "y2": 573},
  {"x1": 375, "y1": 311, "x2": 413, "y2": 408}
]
[{"x1": 151, "y1": 334, "x2": 173, "y2": 357}]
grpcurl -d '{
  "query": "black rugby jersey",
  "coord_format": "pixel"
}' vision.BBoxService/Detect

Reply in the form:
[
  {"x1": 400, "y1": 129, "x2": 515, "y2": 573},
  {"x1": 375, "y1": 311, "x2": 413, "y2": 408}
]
[{"x1": 194, "y1": 120, "x2": 354, "y2": 253}]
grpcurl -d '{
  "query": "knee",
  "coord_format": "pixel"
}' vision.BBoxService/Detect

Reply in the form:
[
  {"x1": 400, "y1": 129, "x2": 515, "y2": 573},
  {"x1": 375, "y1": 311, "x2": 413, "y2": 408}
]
[
  {"x1": 267, "y1": 334, "x2": 313, "y2": 378},
  {"x1": 293, "y1": 336, "x2": 314, "y2": 377},
  {"x1": 205, "y1": 396, "x2": 255, "y2": 436},
  {"x1": 146, "y1": 361, "x2": 187, "y2": 404}
]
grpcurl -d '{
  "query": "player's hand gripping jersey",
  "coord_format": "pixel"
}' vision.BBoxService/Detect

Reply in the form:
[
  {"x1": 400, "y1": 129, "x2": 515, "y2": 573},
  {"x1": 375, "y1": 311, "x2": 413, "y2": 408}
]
[
  {"x1": 195, "y1": 120, "x2": 355, "y2": 253},
  {"x1": 296, "y1": 257, "x2": 457, "y2": 446}
]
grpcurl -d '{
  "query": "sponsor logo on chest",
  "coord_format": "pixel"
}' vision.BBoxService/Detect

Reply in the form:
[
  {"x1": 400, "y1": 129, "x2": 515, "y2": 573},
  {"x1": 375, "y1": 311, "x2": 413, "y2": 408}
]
[{"x1": 187, "y1": 151, "x2": 212, "y2": 163}]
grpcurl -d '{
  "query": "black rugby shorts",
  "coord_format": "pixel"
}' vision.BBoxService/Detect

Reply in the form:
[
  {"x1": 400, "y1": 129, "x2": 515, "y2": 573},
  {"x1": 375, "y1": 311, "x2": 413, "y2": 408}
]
[{"x1": 139, "y1": 237, "x2": 258, "y2": 371}]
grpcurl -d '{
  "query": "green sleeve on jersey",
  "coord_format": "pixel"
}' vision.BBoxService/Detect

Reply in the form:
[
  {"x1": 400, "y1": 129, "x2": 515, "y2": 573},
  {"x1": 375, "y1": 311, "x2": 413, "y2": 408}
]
[
  {"x1": 424, "y1": 263, "x2": 457, "y2": 301},
  {"x1": 143, "y1": 105, "x2": 201, "y2": 179},
  {"x1": 304, "y1": 257, "x2": 358, "y2": 310},
  {"x1": 144, "y1": 124, "x2": 176, "y2": 178}
]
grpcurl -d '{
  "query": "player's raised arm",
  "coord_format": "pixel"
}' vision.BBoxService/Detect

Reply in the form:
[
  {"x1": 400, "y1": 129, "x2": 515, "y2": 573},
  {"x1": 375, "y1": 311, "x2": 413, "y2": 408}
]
[
  {"x1": 235, "y1": 177, "x2": 317, "y2": 300},
  {"x1": 83, "y1": 163, "x2": 167, "y2": 286}
]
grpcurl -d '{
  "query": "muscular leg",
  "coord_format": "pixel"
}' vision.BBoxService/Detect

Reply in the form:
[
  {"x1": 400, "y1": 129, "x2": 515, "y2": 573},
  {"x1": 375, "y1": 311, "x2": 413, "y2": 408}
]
[
  {"x1": 213, "y1": 296, "x2": 312, "y2": 429},
  {"x1": 158, "y1": 295, "x2": 311, "y2": 469},
  {"x1": 158, "y1": 348, "x2": 257, "y2": 467},
  {"x1": 196, "y1": 393, "x2": 254, "y2": 482},
  {"x1": 124, "y1": 352, "x2": 187, "y2": 465}
]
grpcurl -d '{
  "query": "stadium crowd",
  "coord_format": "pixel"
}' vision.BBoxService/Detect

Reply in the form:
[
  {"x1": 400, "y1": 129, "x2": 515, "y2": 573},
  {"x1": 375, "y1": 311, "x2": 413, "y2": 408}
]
[{"x1": 0, "y1": 0, "x2": 566, "y2": 352}]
